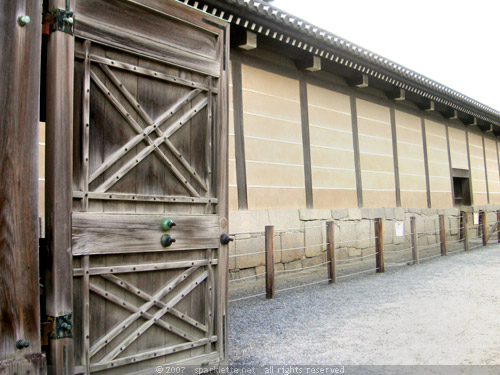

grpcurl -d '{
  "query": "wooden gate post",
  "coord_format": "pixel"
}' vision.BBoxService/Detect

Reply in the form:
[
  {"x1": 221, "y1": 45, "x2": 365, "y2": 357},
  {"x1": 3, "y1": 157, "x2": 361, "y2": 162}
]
[
  {"x1": 462, "y1": 211, "x2": 469, "y2": 251},
  {"x1": 0, "y1": 0, "x2": 45, "y2": 373},
  {"x1": 439, "y1": 215, "x2": 447, "y2": 256},
  {"x1": 265, "y1": 226, "x2": 275, "y2": 299},
  {"x1": 45, "y1": 0, "x2": 75, "y2": 373},
  {"x1": 481, "y1": 211, "x2": 488, "y2": 246},
  {"x1": 411, "y1": 217, "x2": 419, "y2": 265},
  {"x1": 497, "y1": 210, "x2": 500, "y2": 243},
  {"x1": 326, "y1": 221, "x2": 336, "y2": 283},
  {"x1": 375, "y1": 218, "x2": 384, "y2": 273}
]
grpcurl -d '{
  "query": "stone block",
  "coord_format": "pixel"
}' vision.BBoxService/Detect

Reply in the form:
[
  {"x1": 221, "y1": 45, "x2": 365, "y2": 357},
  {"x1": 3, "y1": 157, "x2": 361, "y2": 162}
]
[
  {"x1": 394, "y1": 207, "x2": 405, "y2": 221},
  {"x1": 275, "y1": 263, "x2": 285, "y2": 272},
  {"x1": 238, "y1": 268, "x2": 256, "y2": 279},
  {"x1": 302, "y1": 256, "x2": 324, "y2": 270},
  {"x1": 347, "y1": 208, "x2": 362, "y2": 220},
  {"x1": 407, "y1": 208, "x2": 422, "y2": 215},
  {"x1": 361, "y1": 207, "x2": 385, "y2": 219},
  {"x1": 284, "y1": 260, "x2": 303, "y2": 270},
  {"x1": 299, "y1": 209, "x2": 332, "y2": 221},
  {"x1": 234, "y1": 236, "x2": 266, "y2": 269},
  {"x1": 339, "y1": 222, "x2": 357, "y2": 246},
  {"x1": 384, "y1": 207, "x2": 395, "y2": 220},
  {"x1": 356, "y1": 220, "x2": 373, "y2": 249},
  {"x1": 448, "y1": 217, "x2": 460, "y2": 235},
  {"x1": 331, "y1": 209, "x2": 348, "y2": 220},
  {"x1": 229, "y1": 210, "x2": 269, "y2": 234},
  {"x1": 268, "y1": 209, "x2": 301, "y2": 231},
  {"x1": 422, "y1": 208, "x2": 438, "y2": 216},
  {"x1": 273, "y1": 234, "x2": 282, "y2": 263},
  {"x1": 255, "y1": 265, "x2": 265, "y2": 276},
  {"x1": 348, "y1": 247, "x2": 362, "y2": 257},
  {"x1": 444, "y1": 208, "x2": 459, "y2": 217},
  {"x1": 335, "y1": 247, "x2": 349, "y2": 261},
  {"x1": 383, "y1": 220, "x2": 394, "y2": 245},
  {"x1": 304, "y1": 221, "x2": 326, "y2": 258},
  {"x1": 280, "y1": 232, "x2": 304, "y2": 263}
]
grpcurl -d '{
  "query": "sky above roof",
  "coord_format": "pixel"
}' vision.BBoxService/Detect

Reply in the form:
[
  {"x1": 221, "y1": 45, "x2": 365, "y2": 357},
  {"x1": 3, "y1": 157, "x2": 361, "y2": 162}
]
[{"x1": 272, "y1": 0, "x2": 500, "y2": 112}]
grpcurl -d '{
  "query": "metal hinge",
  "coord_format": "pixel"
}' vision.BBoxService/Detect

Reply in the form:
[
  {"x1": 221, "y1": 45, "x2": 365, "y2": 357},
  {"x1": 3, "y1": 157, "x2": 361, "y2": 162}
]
[
  {"x1": 46, "y1": 313, "x2": 73, "y2": 340},
  {"x1": 42, "y1": 8, "x2": 75, "y2": 35}
]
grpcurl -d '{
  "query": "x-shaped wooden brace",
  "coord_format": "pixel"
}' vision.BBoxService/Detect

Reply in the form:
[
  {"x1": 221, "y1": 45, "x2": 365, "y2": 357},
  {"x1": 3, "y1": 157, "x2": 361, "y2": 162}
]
[
  {"x1": 89, "y1": 265, "x2": 208, "y2": 363},
  {"x1": 89, "y1": 64, "x2": 209, "y2": 197}
]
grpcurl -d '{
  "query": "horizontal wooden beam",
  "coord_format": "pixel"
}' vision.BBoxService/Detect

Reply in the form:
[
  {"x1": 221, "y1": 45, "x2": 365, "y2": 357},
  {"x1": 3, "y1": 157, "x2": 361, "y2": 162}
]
[
  {"x1": 234, "y1": 30, "x2": 257, "y2": 50},
  {"x1": 463, "y1": 116, "x2": 478, "y2": 127},
  {"x1": 296, "y1": 55, "x2": 321, "y2": 72},
  {"x1": 442, "y1": 109, "x2": 459, "y2": 120},
  {"x1": 347, "y1": 73, "x2": 369, "y2": 88},
  {"x1": 418, "y1": 100, "x2": 435, "y2": 112}
]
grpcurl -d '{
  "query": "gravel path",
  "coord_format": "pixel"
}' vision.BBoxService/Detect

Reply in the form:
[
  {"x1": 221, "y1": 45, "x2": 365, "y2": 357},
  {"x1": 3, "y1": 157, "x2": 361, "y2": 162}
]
[{"x1": 228, "y1": 243, "x2": 500, "y2": 366}]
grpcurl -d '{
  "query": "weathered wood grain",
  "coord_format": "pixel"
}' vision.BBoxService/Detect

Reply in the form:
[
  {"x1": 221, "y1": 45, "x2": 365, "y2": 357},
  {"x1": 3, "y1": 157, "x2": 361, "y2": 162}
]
[
  {"x1": 326, "y1": 221, "x2": 336, "y2": 283},
  {"x1": 439, "y1": 215, "x2": 447, "y2": 256},
  {"x1": 0, "y1": 0, "x2": 42, "y2": 368},
  {"x1": 265, "y1": 226, "x2": 275, "y2": 299},
  {"x1": 375, "y1": 218, "x2": 384, "y2": 273},
  {"x1": 411, "y1": 217, "x2": 419, "y2": 265}
]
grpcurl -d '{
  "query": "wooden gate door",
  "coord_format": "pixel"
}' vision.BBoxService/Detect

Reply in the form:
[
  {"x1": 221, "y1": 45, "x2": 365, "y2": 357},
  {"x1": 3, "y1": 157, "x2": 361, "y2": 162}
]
[{"x1": 70, "y1": 1, "x2": 229, "y2": 373}]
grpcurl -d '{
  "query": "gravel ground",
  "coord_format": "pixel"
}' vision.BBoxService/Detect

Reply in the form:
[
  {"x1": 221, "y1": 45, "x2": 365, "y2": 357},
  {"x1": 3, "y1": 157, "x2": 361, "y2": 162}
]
[{"x1": 228, "y1": 242, "x2": 500, "y2": 366}]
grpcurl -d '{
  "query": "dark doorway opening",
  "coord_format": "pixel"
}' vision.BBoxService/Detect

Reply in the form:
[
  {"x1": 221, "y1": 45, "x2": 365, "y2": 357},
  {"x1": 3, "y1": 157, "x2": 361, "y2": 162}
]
[{"x1": 453, "y1": 176, "x2": 471, "y2": 206}]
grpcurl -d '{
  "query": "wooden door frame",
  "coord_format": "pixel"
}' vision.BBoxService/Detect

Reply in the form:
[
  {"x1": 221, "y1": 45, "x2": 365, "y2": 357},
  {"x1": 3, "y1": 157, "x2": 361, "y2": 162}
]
[{"x1": 44, "y1": 0, "x2": 230, "y2": 373}]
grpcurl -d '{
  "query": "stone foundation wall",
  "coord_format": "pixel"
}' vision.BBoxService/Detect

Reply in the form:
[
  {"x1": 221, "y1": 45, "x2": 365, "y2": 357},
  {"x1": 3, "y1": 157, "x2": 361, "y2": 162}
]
[{"x1": 228, "y1": 205, "x2": 500, "y2": 281}]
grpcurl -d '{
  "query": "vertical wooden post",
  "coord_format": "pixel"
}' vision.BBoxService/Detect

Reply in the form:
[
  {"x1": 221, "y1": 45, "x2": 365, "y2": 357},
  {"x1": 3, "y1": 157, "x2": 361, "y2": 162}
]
[
  {"x1": 0, "y1": 0, "x2": 45, "y2": 373},
  {"x1": 265, "y1": 225, "x2": 275, "y2": 299},
  {"x1": 45, "y1": 0, "x2": 75, "y2": 373},
  {"x1": 481, "y1": 211, "x2": 488, "y2": 246},
  {"x1": 497, "y1": 210, "x2": 500, "y2": 243},
  {"x1": 462, "y1": 211, "x2": 469, "y2": 251},
  {"x1": 326, "y1": 221, "x2": 336, "y2": 283},
  {"x1": 411, "y1": 217, "x2": 419, "y2": 265},
  {"x1": 439, "y1": 215, "x2": 447, "y2": 256},
  {"x1": 375, "y1": 218, "x2": 384, "y2": 273}
]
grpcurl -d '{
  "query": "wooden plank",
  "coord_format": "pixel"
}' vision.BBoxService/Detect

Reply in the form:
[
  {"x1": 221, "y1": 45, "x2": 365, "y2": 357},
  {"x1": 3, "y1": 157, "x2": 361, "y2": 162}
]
[
  {"x1": 421, "y1": 117, "x2": 432, "y2": 208},
  {"x1": 326, "y1": 221, "x2": 336, "y2": 284},
  {"x1": 45, "y1": 0, "x2": 75, "y2": 373},
  {"x1": 82, "y1": 41, "x2": 91, "y2": 211},
  {"x1": 300, "y1": 80, "x2": 314, "y2": 208},
  {"x1": 74, "y1": 50, "x2": 215, "y2": 92},
  {"x1": 390, "y1": 108, "x2": 401, "y2": 207},
  {"x1": 82, "y1": 256, "x2": 90, "y2": 375},
  {"x1": 482, "y1": 211, "x2": 488, "y2": 246},
  {"x1": 482, "y1": 137, "x2": 490, "y2": 204},
  {"x1": 0, "y1": 0, "x2": 43, "y2": 367},
  {"x1": 411, "y1": 217, "x2": 419, "y2": 265},
  {"x1": 230, "y1": 61, "x2": 248, "y2": 210},
  {"x1": 265, "y1": 226, "x2": 275, "y2": 299},
  {"x1": 375, "y1": 218, "x2": 384, "y2": 273},
  {"x1": 497, "y1": 211, "x2": 500, "y2": 244},
  {"x1": 439, "y1": 215, "x2": 447, "y2": 256},
  {"x1": 462, "y1": 211, "x2": 470, "y2": 251},
  {"x1": 74, "y1": 191, "x2": 217, "y2": 204},
  {"x1": 72, "y1": 212, "x2": 220, "y2": 255},
  {"x1": 350, "y1": 96, "x2": 363, "y2": 207}
]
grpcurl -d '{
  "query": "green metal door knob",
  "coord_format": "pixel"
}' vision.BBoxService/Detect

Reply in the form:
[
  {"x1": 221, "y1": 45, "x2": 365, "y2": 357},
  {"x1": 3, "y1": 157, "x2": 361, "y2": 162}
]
[
  {"x1": 161, "y1": 218, "x2": 176, "y2": 231},
  {"x1": 161, "y1": 234, "x2": 176, "y2": 248}
]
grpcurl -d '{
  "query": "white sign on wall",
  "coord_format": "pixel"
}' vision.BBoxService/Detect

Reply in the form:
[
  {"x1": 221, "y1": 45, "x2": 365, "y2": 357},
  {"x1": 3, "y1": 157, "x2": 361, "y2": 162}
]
[
  {"x1": 395, "y1": 221, "x2": 405, "y2": 237},
  {"x1": 473, "y1": 213, "x2": 480, "y2": 225}
]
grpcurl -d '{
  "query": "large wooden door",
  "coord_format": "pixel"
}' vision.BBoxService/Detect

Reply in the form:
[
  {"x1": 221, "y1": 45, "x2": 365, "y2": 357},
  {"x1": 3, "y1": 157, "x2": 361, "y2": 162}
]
[{"x1": 70, "y1": 1, "x2": 229, "y2": 373}]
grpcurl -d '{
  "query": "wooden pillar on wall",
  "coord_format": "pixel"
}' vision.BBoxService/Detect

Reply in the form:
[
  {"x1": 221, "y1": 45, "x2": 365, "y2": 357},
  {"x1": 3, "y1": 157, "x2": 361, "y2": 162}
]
[
  {"x1": 230, "y1": 61, "x2": 248, "y2": 210},
  {"x1": 445, "y1": 125, "x2": 455, "y2": 204},
  {"x1": 420, "y1": 117, "x2": 432, "y2": 208},
  {"x1": 299, "y1": 80, "x2": 314, "y2": 208},
  {"x1": 465, "y1": 129, "x2": 475, "y2": 206},
  {"x1": 44, "y1": 0, "x2": 75, "y2": 373},
  {"x1": 0, "y1": 0, "x2": 45, "y2": 373},
  {"x1": 482, "y1": 137, "x2": 490, "y2": 204},
  {"x1": 390, "y1": 108, "x2": 401, "y2": 207},
  {"x1": 350, "y1": 96, "x2": 363, "y2": 207}
]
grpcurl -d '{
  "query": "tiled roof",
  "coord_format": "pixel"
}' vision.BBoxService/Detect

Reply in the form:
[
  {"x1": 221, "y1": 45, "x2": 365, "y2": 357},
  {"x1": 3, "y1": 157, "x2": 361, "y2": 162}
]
[{"x1": 178, "y1": 0, "x2": 500, "y2": 127}]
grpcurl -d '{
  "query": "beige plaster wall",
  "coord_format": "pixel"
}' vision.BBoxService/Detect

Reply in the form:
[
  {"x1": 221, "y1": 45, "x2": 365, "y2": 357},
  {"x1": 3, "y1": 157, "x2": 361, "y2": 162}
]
[
  {"x1": 395, "y1": 110, "x2": 427, "y2": 208},
  {"x1": 468, "y1": 132, "x2": 488, "y2": 205},
  {"x1": 484, "y1": 138, "x2": 500, "y2": 204},
  {"x1": 448, "y1": 126, "x2": 469, "y2": 170},
  {"x1": 425, "y1": 120, "x2": 453, "y2": 208},
  {"x1": 241, "y1": 64, "x2": 305, "y2": 210},
  {"x1": 307, "y1": 84, "x2": 358, "y2": 209},
  {"x1": 356, "y1": 99, "x2": 396, "y2": 208}
]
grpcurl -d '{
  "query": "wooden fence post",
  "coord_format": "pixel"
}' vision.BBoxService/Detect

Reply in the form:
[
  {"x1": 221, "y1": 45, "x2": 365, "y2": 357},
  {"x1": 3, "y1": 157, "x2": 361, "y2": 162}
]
[
  {"x1": 375, "y1": 218, "x2": 384, "y2": 273},
  {"x1": 411, "y1": 217, "x2": 419, "y2": 265},
  {"x1": 265, "y1": 225, "x2": 274, "y2": 299},
  {"x1": 326, "y1": 221, "x2": 336, "y2": 283},
  {"x1": 481, "y1": 211, "x2": 488, "y2": 246},
  {"x1": 497, "y1": 210, "x2": 500, "y2": 243},
  {"x1": 462, "y1": 211, "x2": 469, "y2": 251},
  {"x1": 439, "y1": 215, "x2": 447, "y2": 256}
]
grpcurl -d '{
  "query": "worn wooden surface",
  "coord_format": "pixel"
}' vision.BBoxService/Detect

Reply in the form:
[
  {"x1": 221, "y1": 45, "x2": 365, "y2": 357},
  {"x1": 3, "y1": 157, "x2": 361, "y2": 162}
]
[
  {"x1": 410, "y1": 217, "x2": 419, "y2": 265},
  {"x1": 497, "y1": 211, "x2": 500, "y2": 243},
  {"x1": 265, "y1": 226, "x2": 275, "y2": 299},
  {"x1": 326, "y1": 221, "x2": 336, "y2": 284},
  {"x1": 462, "y1": 212, "x2": 470, "y2": 251},
  {"x1": 0, "y1": 0, "x2": 43, "y2": 370},
  {"x1": 481, "y1": 211, "x2": 488, "y2": 246},
  {"x1": 69, "y1": 0, "x2": 228, "y2": 371},
  {"x1": 375, "y1": 218, "x2": 384, "y2": 273},
  {"x1": 439, "y1": 215, "x2": 447, "y2": 256}
]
